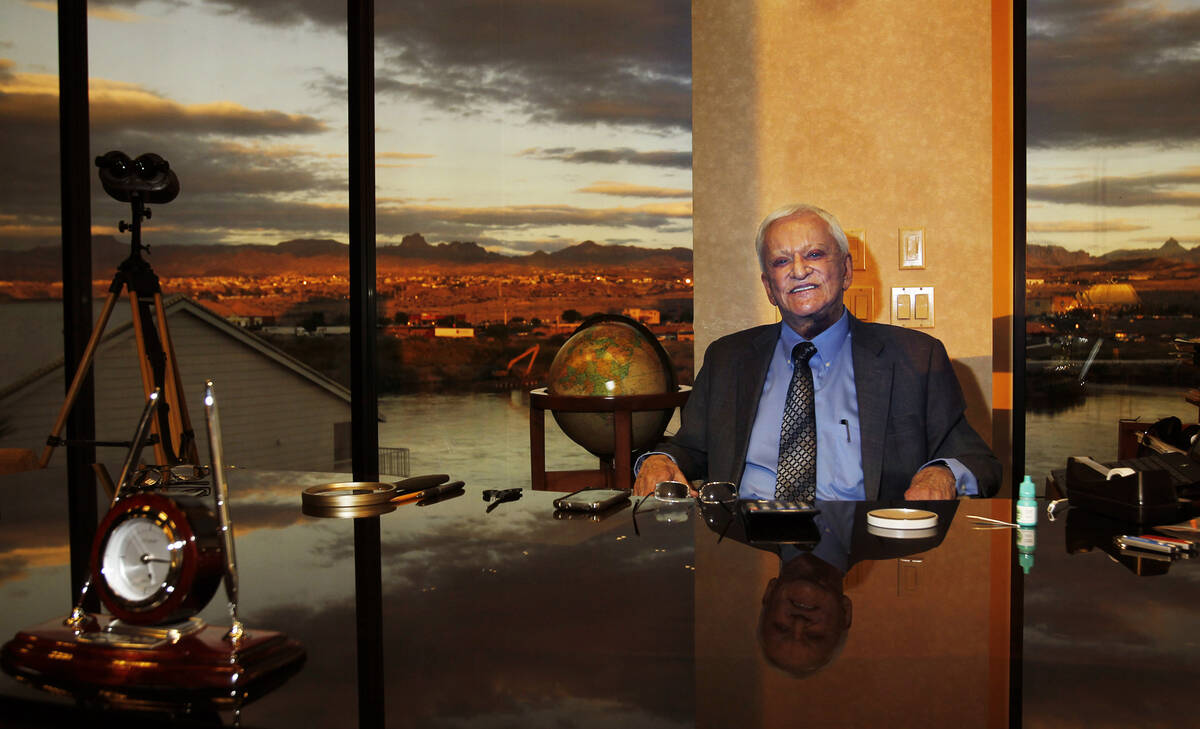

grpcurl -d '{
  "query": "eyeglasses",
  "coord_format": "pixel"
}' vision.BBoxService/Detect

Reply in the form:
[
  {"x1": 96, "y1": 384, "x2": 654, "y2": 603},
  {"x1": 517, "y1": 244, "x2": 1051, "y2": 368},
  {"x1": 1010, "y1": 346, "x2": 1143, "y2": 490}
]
[
  {"x1": 632, "y1": 482, "x2": 690, "y2": 535},
  {"x1": 698, "y1": 481, "x2": 737, "y2": 505},
  {"x1": 653, "y1": 480, "x2": 692, "y2": 503}
]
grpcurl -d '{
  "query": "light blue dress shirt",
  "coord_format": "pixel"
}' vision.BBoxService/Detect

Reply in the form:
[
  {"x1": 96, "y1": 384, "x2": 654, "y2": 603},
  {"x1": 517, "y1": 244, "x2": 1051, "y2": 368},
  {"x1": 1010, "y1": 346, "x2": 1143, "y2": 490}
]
[{"x1": 738, "y1": 309, "x2": 979, "y2": 500}]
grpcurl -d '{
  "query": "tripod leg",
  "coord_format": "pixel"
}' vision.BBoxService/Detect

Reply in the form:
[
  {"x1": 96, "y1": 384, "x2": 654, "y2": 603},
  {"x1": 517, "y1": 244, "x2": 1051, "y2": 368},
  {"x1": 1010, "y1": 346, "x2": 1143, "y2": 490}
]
[
  {"x1": 153, "y1": 292, "x2": 198, "y2": 463},
  {"x1": 38, "y1": 291, "x2": 122, "y2": 468},
  {"x1": 128, "y1": 290, "x2": 170, "y2": 465}
]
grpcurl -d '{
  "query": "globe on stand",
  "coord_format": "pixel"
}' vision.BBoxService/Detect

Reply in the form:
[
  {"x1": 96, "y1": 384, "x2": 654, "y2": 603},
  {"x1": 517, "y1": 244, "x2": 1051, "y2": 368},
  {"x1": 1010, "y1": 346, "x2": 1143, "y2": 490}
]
[{"x1": 546, "y1": 314, "x2": 677, "y2": 457}]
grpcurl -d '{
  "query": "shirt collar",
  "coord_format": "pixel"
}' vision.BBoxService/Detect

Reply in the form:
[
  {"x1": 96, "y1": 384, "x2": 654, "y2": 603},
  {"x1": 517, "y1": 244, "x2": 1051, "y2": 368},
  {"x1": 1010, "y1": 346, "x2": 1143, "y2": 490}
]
[{"x1": 779, "y1": 307, "x2": 850, "y2": 368}]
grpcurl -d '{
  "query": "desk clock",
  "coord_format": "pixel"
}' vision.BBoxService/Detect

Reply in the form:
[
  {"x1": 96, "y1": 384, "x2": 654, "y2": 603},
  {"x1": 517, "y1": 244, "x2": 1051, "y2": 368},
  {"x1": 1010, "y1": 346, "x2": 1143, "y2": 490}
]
[{"x1": 1, "y1": 382, "x2": 305, "y2": 710}]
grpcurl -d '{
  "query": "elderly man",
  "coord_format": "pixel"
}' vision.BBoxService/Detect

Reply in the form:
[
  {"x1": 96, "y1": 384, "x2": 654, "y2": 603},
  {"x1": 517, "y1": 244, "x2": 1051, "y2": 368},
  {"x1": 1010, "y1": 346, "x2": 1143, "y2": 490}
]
[{"x1": 634, "y1": 204, "x2": 1001, "y2": 500}]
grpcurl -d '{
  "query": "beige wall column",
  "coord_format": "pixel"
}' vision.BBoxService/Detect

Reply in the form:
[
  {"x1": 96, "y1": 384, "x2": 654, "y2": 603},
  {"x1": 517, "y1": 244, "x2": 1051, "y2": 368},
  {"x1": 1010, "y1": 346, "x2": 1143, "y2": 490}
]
[{"x1": 693, "y1": 0, "x2": 1003, "y2": 449}]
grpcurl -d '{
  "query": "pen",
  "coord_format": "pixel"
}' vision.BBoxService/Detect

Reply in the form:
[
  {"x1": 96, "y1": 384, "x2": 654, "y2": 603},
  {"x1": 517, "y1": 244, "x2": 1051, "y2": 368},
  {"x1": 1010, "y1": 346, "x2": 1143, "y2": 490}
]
[
  {"x1": 393, "y1": 473, "x2": 450, "y2": 496},
  {"x1": 1114, "y1": 535, "x2": 1178, "y2": 554},
  {"x1": 392, "y1": 480, "x2": 465, "y2": 504},
  {"x1": 417, "y1": 485, "x2": 466, "y2": 506},
  {"x1": 839, "y1": 419, "x2": 850, "y2": 442},
  {"x1": 1138, "y1": 534, "x2": 1195, "y2": 553}
]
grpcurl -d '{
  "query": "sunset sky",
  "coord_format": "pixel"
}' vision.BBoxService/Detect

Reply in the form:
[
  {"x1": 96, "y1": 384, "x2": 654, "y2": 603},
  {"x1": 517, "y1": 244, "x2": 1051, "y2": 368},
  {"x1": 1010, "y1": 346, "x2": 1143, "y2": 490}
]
[
  {"x1": 1026, "y1": 0, "x2": 1200, "y2": 255},
  {"x1": 0, "y1": 0, "x2": 692, "y2": 255},
  {"x1": 5, "y1": 1, "x2": 1200, "y2": 259}
]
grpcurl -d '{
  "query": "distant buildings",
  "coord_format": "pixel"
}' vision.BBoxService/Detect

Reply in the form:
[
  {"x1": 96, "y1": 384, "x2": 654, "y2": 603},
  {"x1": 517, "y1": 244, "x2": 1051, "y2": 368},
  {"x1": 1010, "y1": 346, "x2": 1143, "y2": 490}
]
[
  {"x1": 1027, "y1": 295, "x2": 1082, "y2": 316},
  {"x1": 1027, "y1": 284, "x2": 1141, "y2": 316},
  {"x1": 434, "y1": 326, "x2": 475, "y2": 338},
  {"x1": 1077, "y1": 283, "x2": 1140, "y2": 310},
  {"x1": 622, "y1": 308, "x2": 661, "y2": 325}
]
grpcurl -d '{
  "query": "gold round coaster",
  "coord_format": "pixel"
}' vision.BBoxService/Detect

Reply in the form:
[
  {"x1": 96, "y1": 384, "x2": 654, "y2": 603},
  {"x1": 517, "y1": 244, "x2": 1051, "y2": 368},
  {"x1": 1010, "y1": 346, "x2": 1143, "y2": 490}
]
[
  {"x1": 302, "y1": 502, "x2": 397, "y2": 519},
  {"x1": 866, "y1": 508, "x2": 938, "y2": 530},
  {"x1": 867, "y1": 524, "x2": 939, "y2": 539}
]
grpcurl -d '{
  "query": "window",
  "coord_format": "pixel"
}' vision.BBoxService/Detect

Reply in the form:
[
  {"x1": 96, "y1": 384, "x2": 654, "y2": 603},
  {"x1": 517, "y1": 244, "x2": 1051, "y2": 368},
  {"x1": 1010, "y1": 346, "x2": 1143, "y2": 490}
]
[{"x1": 1024, "y1": 0, "x2": 1200, "y2": 479}]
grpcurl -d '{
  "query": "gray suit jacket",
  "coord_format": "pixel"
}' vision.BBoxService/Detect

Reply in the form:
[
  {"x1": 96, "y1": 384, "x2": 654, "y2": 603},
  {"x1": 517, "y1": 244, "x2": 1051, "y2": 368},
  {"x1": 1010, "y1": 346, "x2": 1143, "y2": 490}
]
[{"x1": 659, "y1": 317, "x2": 1001, "y2": 499}]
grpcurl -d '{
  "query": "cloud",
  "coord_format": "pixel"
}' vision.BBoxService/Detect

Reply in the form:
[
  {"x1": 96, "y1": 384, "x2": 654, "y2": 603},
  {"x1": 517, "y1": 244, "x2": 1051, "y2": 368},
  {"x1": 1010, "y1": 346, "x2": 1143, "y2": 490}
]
[
  {"x1": 369, "y1": 201, "x2": 692, "y2": 244},
  {"x1": 522, "y1": 146, "x2": 691, "y2": 169},
  {"x1": 1026, "y1": 167, "x2": 1200, "y2": 207},
  {"x1": 377, "y1": 152, "x2": 434, "y2": 160},
  {"x1": 1028, "y1": 0, "x2": 1200, "y2": 147},
  {"x1": 576, "y1": 182, "x2": 691, "y2": 198},
  {"x1": 89, "y1": 79, "x2": 328, "y2": 136},
  {"x1": 197, "y1": 0, "x2": 692, "y2": 131},
  {"x1": 1025, "y1": 219, "x2": 1149, "y2": 233},
  {"x1": 374, "y1": 151, "x2": 435, "y2": 169},
  {"x1": 1, "y1": 70, "x2": 326, "y2": 136},
  {"x1": 477, "y1": 237, "x2": 574, "y2": 254},
  {"x1": 0, "y1": 63, "x2": 342, "y2": 247},
  {"x1": 27, "y1": 0, "x2": 144, "y2": 22},
  {"x1": 28, "y1": 193, "x2": 693, "y2": 251}
]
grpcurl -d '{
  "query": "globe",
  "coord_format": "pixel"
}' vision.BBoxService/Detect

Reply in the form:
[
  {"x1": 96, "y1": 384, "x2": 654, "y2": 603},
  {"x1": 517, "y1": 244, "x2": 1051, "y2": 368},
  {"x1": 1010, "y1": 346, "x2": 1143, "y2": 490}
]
[{"x1": 546, "y1": 315, "x2": 677, "y2": 457}]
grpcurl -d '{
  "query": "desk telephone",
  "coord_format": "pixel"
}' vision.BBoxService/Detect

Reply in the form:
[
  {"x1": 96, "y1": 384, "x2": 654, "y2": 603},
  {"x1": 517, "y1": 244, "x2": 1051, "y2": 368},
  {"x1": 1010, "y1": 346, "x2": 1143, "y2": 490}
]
[{"x1": 1063, "y1": 441, "x2": 1200, "y2": 524}]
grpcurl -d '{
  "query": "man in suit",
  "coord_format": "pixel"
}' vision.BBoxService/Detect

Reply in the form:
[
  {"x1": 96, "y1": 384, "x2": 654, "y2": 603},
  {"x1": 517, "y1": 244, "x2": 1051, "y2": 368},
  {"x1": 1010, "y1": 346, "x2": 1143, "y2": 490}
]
[{"x1": 634, "y1": 204, "x2": 1001, "y2": 500}]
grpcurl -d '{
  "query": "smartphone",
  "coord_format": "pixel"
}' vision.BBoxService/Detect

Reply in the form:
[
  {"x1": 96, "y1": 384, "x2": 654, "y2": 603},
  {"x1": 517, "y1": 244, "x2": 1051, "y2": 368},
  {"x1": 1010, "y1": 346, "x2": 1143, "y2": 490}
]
[
  {"x1": 553, "y1": 500, "x2": 630, "y2": 522},
  {"x1": 553, "y1": 488, "x2": 631, "y2": 513}
]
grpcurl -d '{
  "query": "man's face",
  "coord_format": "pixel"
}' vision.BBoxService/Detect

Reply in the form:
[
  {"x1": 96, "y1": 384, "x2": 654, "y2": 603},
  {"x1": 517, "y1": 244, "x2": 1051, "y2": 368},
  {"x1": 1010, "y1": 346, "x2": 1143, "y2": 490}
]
[
  {"x1": 759, "y1": 213, "x2": 852, "y2": 339},
  {"x1": 759, "y1": 574, "x2": 852, "y2": 675}
]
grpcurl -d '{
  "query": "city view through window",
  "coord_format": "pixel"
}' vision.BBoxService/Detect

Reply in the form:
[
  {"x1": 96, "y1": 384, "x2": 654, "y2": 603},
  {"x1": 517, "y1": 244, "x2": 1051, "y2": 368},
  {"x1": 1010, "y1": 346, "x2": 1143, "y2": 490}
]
[
  {"x1": 1024, "y1": 0, "x2": 1200, "y2": 478},
  {"x1": 0, "y1": 1, "x2": 693, "y2": 483},
  {"x1": 17, "y1": 3, "x2": 1192, "y2": 492}
]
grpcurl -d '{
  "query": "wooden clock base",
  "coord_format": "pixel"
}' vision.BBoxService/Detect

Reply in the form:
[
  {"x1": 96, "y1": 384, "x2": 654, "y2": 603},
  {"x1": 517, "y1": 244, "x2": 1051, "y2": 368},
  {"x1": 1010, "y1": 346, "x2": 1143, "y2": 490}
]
[{"x1": 2, "y1": 614, "x2": 305, "y2": 709}]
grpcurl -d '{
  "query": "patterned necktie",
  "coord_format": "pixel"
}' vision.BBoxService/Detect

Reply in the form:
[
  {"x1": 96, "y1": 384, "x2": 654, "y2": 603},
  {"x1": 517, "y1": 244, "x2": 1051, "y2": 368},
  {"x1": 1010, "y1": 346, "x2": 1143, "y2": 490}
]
[{"x1": 775, "y1": 341, "x2": 818, "y2": 502}]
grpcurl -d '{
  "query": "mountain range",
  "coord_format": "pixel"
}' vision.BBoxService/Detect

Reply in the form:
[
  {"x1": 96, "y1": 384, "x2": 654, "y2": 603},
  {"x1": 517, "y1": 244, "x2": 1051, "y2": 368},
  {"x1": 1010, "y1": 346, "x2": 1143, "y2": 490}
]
[
  {"x1": 0, "y1": 233, "x2": 693, "y2": 281},
  {"x1": 1027, "y1": 237, "x2": 1200, "y2": 269}
]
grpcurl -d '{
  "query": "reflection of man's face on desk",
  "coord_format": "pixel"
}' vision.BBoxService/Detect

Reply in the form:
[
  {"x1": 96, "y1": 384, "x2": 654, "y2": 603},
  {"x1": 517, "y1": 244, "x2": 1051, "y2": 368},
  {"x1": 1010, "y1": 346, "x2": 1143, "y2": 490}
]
[{"x1": 759, "y1": 551, "x2": 852, "y2": 677}]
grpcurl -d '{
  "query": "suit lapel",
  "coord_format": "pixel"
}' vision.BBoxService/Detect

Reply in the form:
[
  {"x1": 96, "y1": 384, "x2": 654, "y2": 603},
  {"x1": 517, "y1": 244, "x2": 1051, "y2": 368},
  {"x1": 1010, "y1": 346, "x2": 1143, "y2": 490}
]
[
  {"x1": 732, "y1": 323, "x2": 779, "y2": 480},
  {"x1": 851, "y1": 318, "x2": 893, "y2": 501}
]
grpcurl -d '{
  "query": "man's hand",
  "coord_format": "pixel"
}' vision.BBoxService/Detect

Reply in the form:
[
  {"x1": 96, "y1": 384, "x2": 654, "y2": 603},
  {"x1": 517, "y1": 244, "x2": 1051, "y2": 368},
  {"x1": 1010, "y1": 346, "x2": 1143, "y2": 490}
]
[
  {"x1": 633, "y1": 454, "x2": 687, "y2": 497},
  {"x1": 903, "y1": 464, "x2": 957, "y2": 500}
]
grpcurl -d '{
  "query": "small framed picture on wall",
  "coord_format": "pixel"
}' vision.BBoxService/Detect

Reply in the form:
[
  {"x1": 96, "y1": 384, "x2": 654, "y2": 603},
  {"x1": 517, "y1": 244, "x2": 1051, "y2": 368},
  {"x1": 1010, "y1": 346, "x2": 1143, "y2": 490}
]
[{"x1": 898, "y1": 228, "x2": 925, "y2": 270}]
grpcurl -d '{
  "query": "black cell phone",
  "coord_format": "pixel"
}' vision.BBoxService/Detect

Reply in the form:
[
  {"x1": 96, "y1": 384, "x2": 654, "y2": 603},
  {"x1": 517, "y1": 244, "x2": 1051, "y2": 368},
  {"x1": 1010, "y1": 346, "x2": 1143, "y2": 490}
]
[{"x1": 553, "y1": 488, "x2": 631, "y2": 513}]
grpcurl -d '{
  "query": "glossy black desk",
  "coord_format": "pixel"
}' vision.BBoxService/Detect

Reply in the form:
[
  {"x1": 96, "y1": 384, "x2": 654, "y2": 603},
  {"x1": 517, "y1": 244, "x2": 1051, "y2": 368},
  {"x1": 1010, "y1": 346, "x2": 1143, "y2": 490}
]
[{"x1": 1, "y1": 468, "x2": 1197, "y2": 728}]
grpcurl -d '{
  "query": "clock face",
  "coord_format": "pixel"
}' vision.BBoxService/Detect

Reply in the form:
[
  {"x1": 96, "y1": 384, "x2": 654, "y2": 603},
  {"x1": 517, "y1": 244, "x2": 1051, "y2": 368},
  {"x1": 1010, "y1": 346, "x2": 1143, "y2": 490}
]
[
  {"x1": 101, "y1": 516, "x2": 180, "y2": 604},
  {"x1": 92, "y1": 492, "x2": 224, "y2": 625}
]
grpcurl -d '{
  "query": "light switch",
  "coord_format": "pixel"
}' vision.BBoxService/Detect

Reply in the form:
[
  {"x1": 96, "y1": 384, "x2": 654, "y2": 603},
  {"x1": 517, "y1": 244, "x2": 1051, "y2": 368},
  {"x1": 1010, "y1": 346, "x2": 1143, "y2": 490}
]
[
  {"x1": 914, "y1": 293, "x2": 930, "y2": 319},
  {"x1": 891, "y1": 287, "x2": 934, "y2": 328}
]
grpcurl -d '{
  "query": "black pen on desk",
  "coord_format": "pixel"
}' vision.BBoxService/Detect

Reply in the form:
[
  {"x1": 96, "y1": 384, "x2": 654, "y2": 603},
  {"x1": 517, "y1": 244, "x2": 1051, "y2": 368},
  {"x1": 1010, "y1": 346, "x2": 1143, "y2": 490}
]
[
  {"x1": 418, "y1": 485, "x2": 466, "y2": 507},
  {"x1": 393, "y1": 473, "x2": 450, "y2": 496},
  {"x1": 393, "y1": 480, "x2": 464, "y2": 504}
]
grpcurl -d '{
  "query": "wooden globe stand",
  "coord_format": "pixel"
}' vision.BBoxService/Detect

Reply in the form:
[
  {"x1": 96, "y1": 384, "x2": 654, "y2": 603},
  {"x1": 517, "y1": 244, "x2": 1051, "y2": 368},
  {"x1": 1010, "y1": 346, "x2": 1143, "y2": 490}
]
[{"x1": 529, "y1": 386, "x2": 690, "y2": 491}]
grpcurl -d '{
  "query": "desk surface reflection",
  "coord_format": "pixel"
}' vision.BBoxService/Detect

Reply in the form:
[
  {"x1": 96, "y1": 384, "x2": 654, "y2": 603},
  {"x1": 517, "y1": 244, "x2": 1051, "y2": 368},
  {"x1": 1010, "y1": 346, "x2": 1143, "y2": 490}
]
[{"x1": 1, "y1": 468, "x2": 1197, "y2": 728}]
